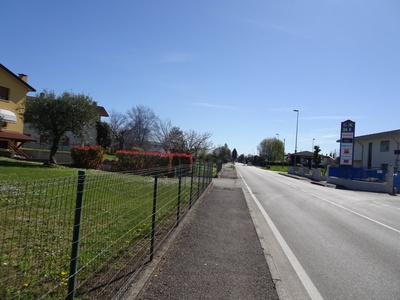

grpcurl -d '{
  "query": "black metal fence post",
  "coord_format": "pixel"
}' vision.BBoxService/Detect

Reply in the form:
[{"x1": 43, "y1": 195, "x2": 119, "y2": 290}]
[
  {"x1": 150, "y1": 167, "x2": 159, "y2": 261},
  {"x1": 197, "y1": 162, "x2": 201, "y2": 199},
  {"x1": 208, "y1": 161, "x2": 212, "y2": 185},
  {"x1": 202, "y1": 162, "x2": 206, "y2": 192},
  {"x1": 176, "y1": 166, "x2": 182, "y2": 226},
  {"x1": 189, "y1": 164, "x2": 195, "y2": 209},
  {"x1": 67, "y1": 170, "x2": 86, "y2": 300}
]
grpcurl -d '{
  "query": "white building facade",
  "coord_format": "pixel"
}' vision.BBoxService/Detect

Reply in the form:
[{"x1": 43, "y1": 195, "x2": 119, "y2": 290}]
[{"x1": 353, "y1": 129, "x2": 400, "y2": 170}]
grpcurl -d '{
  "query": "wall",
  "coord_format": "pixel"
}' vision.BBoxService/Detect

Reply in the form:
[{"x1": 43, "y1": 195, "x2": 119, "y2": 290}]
[
  {"x1": 23, "y1": 149, "x2": 73, "y2": 163},
  {"x1": 327, "y1": 165, "x2": 396, "y2": 194},
  {"x1": 354, "y1": 138, "x2": 399, "y2": 169},
  {"x1": 0, "y1": 68, "x2": 27, "y2": 133}
]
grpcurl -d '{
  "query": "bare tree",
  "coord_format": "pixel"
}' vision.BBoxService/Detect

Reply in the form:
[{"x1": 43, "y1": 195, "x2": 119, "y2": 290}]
[
  {"x1": 108, "y1": 110, "x2": 129, "y2": 151},
  {"x1": 154, "y1": 118, "x2": 173, "y2": 151},
  {"x1": 183, "y1": 130, "x2": 213, "y2": 156},
  {"x1": 126, "y1": 105, "x2": 159, "y2": 149}
]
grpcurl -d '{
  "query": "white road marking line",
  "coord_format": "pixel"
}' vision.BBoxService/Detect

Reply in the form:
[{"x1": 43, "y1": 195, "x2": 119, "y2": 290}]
[
  {"x1": 308, "y1": 193, "x2": 400, "y2": 235},
  {"x1": 237, "y1": 169, "x2": 324, "y2": 300}
]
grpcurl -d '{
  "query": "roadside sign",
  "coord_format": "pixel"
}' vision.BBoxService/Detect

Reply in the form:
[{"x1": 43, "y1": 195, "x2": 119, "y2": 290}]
[{"x1": 340, "y1": 120, "x2": 355, "y2": 166}]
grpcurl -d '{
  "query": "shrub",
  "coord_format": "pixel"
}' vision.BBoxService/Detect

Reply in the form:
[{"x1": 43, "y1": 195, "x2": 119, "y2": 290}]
[
  {"x1": 71, "y1": 146, "x2": 105, "y2": 169},
  {"x1": 115, "y1": 151, "x2": 193, "y2": 172}
]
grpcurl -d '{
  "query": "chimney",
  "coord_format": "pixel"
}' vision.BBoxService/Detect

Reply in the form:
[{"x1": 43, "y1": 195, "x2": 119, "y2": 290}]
[{"x1": 18, "y1": 74, "x2": 28, "y2": 82}]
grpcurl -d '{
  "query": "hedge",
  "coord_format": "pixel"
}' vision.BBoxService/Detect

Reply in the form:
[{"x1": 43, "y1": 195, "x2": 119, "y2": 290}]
[
  {"x1": 115, "y1": 151, "x2": 193, "y2": 172},
  {"x1": 71, "y1": 146, "x2": 105, "y2": 169}
]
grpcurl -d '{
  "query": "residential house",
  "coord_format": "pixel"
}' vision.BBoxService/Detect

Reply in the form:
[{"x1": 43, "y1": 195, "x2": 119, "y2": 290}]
[
  {"x1": 288, "y1": 151, "x2": 335, "y2": 168},
  {"x1": 0, "y1": 64, "x2": 36, "y2": 154},
  {"x1": 320, "y1": 155, "x2": 335, "y2": 167},
  {"x1": 23, "y1": 105, "x2": 109, "y2": 151},
  {"x1": 353, "y1": 129, "x2": 400, "y2": 170},
  {"x1": 288, "y1": 150, "x2": 313, "y2": 167}
]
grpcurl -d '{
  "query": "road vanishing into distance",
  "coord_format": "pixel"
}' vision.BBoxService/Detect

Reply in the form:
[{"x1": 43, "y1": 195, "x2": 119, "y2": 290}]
[{"x1": 235, "y1": 164, "x2": 400, "y2": 300}]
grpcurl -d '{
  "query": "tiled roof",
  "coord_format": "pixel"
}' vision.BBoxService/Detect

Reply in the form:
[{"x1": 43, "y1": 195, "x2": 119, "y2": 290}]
[{"x1": 0, "y1": 131, "x2": 36, "y2": 142}]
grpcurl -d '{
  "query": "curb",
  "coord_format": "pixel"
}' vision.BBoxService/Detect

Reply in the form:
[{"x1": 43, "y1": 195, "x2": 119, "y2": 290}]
[{"x1": 120, "y1": 182, "x2": 214, "y2": 300}]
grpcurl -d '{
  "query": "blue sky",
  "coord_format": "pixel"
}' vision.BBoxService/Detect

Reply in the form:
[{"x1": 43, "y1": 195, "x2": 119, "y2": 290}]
[{"x1": 2, "y1": 1, "x2": 400, "y2": 156}]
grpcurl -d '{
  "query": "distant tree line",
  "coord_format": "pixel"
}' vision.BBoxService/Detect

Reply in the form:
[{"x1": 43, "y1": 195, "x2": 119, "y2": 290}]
[
  {"x1": 22, "y1": 89, "x2": 215, "y2": 163},
  {"x1": 107, "y1": 107, "x2": 213, "y2": 156}
]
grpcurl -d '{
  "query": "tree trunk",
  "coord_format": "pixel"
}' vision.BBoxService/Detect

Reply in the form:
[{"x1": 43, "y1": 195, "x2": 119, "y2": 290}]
[{"x1": 49, "y1": 138, "x2": 60, "y2": 164}]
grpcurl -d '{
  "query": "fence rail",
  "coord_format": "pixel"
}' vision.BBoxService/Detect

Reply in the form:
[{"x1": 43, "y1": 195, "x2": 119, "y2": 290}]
[
  {"x1": 328, "y1": 166, "x2": 388, "y2": 182},
  {"x1": 0, "y1": 162, "x2": 213, "y2": 299}
]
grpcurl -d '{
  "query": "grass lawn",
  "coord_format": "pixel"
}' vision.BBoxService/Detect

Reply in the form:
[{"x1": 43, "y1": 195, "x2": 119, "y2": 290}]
[
  {"x1": 0, "y1": 156, "x2": 204, "y2": 299},
  {"x1": 267, "y1": 165, "x2": 289, "y2": 172},
  {"x1": 0, "y1": 157, "x2": 99, "y2": 181}
]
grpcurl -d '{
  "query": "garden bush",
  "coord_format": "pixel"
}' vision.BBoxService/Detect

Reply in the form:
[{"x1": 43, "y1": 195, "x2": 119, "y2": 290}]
[
  {"x1": 71, "y1": 145, "x2": 105, "y2": 169},
  {"x1": 115, "y1": 151, "x2": 193, "y2": 172}
]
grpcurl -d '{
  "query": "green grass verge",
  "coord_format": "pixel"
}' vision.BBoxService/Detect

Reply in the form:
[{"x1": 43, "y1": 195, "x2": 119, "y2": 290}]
[{"x1": 266, "y1": 165, "x2": 289, "y2": 172}]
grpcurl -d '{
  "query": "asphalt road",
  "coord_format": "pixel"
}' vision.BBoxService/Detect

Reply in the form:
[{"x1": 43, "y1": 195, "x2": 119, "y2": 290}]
[{"x1": 236, "y1": 164, "x2": 400, "y2": 300}]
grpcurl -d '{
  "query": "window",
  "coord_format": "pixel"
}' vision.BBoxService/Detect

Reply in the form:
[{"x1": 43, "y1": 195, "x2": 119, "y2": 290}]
[
  {"x1": 0, "y1": 86, "x2": 9, "y2": 100},
  {"x1": 380, "y1": 140, "x2": 389, "y2": 152}
]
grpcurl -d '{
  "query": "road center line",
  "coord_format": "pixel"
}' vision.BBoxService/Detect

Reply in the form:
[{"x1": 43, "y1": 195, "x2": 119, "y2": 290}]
[
  {"x1": 237, "y1": 169, "x2": 324, "y2": 300},
  {"x1": 309, "y1": 193, "x2": 400, "y2": 234}
]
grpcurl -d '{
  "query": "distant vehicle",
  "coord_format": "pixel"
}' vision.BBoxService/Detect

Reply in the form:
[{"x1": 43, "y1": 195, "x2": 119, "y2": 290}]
[{"x1": 247, "y1": 162, "x2": 252, "y2": 166}]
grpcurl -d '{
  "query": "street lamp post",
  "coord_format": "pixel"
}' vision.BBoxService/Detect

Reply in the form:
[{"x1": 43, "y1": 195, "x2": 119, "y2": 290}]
[
  {"x1": 293, "y1": 109, "x2": 299, "y2": 173},
  {"x1": 312, "y1": 138, "x2": 315, "y2": 152},
  {"x1": 276, "y1": 133, "x2": 280, "y2": 162}
]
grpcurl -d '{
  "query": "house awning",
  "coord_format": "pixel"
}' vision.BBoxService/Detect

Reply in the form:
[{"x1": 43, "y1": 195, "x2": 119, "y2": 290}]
[
  {"x1": 0, "y1": 131, "x2": 35, "y2": 142},
  {"x1": 0, "y1": 109, "x2": 17, "y2": 124}
]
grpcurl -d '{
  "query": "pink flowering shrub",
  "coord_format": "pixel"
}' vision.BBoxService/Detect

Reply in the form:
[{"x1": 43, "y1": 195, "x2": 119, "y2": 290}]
[{"x1": 71, "y1": 146, "x2": 105, "y2": 169}]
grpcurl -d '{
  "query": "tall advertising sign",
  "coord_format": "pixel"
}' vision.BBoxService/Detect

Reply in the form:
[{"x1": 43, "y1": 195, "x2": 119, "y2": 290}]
[{"x1": 340, "y1": 120, "x2": 355, "y2": 166}]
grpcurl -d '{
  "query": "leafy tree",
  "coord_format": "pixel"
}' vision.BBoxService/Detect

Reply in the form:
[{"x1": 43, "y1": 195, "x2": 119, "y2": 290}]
[
  {"x1": 212, "y1": 143, "x2": 231, "y2": 163},
  {"x1": 96, "y1": 121, "x2": 112, "y2": 150},
  {"x1": 232, "y1": 148, "x2": 238, "y2": 161},
  {"x1": 313, "y1": 145, "x2": 322, "y2": 166},
  {"x1": 23, "y1": 90, "x2": 99, "y2": 163},
  {"x1": 237, "y1": 153, "x2": 245, "y2": 163},
  {"x1": 257, "y1": 138, "x2": 284, "y2": 162}
]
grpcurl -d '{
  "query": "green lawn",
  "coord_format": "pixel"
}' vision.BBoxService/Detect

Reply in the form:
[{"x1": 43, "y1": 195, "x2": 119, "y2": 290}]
[
  {"x1": 0, "y1": 157, "x2": 98, "y2": 181},
  {"x1": 0, "y1": 156, "x2": 204, "y2": 299},
  {"x1": 267, "y1": 165, "x2": 289, "y2": 172}
]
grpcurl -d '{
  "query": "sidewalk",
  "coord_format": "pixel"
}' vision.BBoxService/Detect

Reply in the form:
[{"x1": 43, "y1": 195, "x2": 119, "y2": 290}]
[{"x1": 124, "y1": 164, "x2": 280, "y2": 300}]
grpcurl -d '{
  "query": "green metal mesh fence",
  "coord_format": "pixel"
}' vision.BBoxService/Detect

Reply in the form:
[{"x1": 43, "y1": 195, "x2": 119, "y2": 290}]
[{"x1": 0, "y1": 162, "x2": 213, "y2": 299}]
